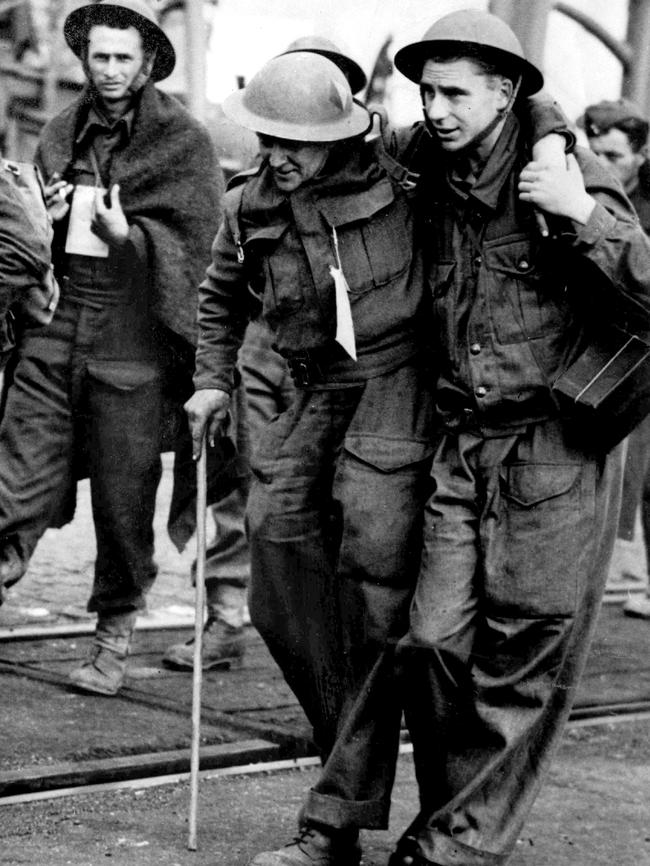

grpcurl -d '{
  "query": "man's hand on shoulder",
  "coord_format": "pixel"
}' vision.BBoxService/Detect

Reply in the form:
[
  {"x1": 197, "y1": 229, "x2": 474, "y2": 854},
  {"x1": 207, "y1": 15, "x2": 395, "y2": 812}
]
[
  {"x1": 91, "y1": 184, "x2": 129, "y2": 248},
  {"x1": 519, "y1": 154, "x2": 596, "y2": 225},
  {"x1": 184, "y1": 388, "x2": 231, "y2": 460}
]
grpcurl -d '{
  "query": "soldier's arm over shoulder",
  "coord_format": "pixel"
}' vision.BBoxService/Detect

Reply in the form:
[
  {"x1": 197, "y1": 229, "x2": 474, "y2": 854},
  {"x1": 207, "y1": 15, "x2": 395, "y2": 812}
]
[
  {"x1": 571, "y1": 147, "x2": 650, "y2": 328},
  {"x1": 525, "y1": 89, "x2": 576, "y2": 152}
]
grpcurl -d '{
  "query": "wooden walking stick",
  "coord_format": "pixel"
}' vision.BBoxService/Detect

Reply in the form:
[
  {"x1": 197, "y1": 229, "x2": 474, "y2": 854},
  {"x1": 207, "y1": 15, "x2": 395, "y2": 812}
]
[{"x1": 188, "y1": 433, "x2": 208, "y2": 851}]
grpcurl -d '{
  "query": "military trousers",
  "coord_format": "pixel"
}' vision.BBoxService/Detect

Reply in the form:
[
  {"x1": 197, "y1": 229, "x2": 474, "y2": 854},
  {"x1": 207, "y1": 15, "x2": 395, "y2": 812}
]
[
  {"x1": 394, "y1": 419, "x2": 623, "y2": 865},
  {"x1": 0, "y1": 297, "x2": 163, "y2": 613},
  {"x1": 303, "y1": 418, "x2": 622, "y2": 847},
  {"x1": 247, "y1": 359, "x2": 434, "y2": 824}
]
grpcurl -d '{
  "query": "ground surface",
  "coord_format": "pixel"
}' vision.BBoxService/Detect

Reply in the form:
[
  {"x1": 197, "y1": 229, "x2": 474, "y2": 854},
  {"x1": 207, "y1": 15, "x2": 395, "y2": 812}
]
[{"x1": 0, "y1": 719, "x2": 649, "y2": 866}]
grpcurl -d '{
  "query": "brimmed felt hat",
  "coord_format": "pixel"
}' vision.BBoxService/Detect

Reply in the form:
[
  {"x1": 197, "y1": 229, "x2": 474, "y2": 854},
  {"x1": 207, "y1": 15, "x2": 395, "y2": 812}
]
[
  {"x1": 64, "y1": 0, "x2": 176, "y2": 82},
  {"x1": 223, "y1": 53, "x2": 371, "y2": 143},
  {"x1": 282, "y1": 35, "x2": 367, "y2": 96},
  {"x1": 394, "y1": 9, "x2": 543, "y2": 96}
]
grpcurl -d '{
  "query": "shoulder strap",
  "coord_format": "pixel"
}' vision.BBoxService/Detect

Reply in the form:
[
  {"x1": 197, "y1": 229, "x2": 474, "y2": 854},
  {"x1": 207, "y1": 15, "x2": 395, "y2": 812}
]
[
  {"x1": 223, "y1": 183, "x2": 246, "y2": 263},
  {"x1": 372, "y1": 122, "x2": 429, "y2": 190}
]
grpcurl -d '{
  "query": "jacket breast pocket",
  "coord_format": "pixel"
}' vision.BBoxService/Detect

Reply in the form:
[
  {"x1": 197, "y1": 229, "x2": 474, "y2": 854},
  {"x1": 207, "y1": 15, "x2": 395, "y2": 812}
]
[
  {"x1": 483, "y1": 236, "x2": 569, "y2": 345},
  {"x1": 245, "y1": 224, "x2": 307, "y2": 317},
  {"x1": 334, "y1": 199, "x2": 413, "y2": 297}
]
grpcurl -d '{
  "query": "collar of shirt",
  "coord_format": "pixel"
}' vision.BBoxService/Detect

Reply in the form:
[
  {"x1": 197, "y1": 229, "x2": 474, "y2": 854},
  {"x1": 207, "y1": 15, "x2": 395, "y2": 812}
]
[
  {"x1": 75, "y1": 101, "x2": 135, "y2": 150},
  {"x1": 446, "y1": 113, "x2": 522, "y2": 212}
]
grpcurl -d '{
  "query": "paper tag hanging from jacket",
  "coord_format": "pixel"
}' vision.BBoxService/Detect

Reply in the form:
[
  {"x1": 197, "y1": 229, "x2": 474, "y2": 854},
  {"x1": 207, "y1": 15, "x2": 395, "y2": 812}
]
[
  {"x1": 330, "y1": 226, "x2": 357, "y2": 361},
  {"x1": 65, "y1": 185, "x2": 109, "y2": 258}
]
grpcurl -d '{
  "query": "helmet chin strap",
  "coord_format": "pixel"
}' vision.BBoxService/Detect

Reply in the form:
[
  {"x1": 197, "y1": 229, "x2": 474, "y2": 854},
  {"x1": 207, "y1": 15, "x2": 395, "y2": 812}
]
[
  {"x1": 423, "y1": 74, "x2": 522, "y2": 155},
  {"x1": 128, "y1": 51, "x2": 157, "y2": 94}
]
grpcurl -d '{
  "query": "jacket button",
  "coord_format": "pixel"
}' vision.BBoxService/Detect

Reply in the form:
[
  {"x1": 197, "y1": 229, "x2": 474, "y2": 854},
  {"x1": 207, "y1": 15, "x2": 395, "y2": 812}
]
[
  {"x1": 475, "y1": 385, "x2": 488, "y2": 398},
  {"x1": 470, "y1": 342, "x2": 481, "y2": 355}
]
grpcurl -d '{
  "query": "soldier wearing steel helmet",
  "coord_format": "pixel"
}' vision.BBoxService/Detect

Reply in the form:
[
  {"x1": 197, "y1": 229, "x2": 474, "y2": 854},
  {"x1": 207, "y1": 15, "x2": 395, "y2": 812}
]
[
  {"x1": 186, "y1": 49, "x2": 436, "y2": 866},
  {"x1": 314, "y1": 9, "x2": 649, "y2": 866},
  {"x1": 0, "y1": 0, "x2": 227, "y2": 696}
]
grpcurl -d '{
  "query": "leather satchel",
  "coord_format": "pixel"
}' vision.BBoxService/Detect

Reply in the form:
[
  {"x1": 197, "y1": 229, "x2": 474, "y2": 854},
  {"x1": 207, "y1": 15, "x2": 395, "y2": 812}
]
[{"x1": 552, "y1": 328, "x2": 650, "y2": 451}]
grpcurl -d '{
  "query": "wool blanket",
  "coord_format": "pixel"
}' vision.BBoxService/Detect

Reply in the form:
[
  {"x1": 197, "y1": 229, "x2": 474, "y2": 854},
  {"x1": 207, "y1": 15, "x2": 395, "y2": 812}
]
[{"x1": 35, "y1": 80, "x2": 223, "y2": 346}]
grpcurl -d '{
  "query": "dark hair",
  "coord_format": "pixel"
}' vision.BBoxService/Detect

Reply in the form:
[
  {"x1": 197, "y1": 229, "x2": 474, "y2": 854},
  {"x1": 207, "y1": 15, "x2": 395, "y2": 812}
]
[
  {"x1": 426, "y1": 45, "x2": 518, "y2": 86},
  {"x1": 83, "y1": 11, "x2": 158, "y2": 60},
  {"x1": 606, "y1": 117, "x2": 649, "y2": 153}
]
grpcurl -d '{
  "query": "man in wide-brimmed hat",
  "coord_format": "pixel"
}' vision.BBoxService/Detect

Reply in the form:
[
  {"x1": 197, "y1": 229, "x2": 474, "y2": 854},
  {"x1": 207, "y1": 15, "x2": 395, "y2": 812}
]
[{"x1": 0, "y1": 0, "x2": 232, "y2": 697}]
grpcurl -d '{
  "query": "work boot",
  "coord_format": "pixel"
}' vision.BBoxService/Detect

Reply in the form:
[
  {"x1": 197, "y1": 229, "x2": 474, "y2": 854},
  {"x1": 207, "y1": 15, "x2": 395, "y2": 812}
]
[
  {"x1": 69, "y1": 610, "x2": 137, "y2": 696},
  {"x1": 162, "y1": 616, "x2": 246, "y2": 671},
  {"x1": 249, "y1": 825, "x2": 361, "y2": 866},
  {"x1": 623, "y1": 594, "x2": 650, "y2": 619}
]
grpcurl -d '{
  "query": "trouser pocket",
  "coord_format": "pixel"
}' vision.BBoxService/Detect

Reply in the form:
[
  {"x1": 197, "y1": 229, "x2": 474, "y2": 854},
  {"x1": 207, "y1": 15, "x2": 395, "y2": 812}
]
[
  {"x1": 335, "y1": 434, "x2": 434, "y2": 586},
  {"x1": 484, "y1": 461, "x2": 595, "y2": 616}
]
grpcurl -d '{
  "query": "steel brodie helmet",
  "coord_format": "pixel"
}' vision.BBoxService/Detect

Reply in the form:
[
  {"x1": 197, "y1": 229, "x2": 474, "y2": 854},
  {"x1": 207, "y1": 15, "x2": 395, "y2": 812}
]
[
  {"x1": 394, "y1": 8, "x2": 544, "y2": 96},
  {"x1": 222, "y1": 53, "x2": 371, "y2": 143},
  {"x1": 282, "y1": 35, "x2": 367, "y2": 95}
]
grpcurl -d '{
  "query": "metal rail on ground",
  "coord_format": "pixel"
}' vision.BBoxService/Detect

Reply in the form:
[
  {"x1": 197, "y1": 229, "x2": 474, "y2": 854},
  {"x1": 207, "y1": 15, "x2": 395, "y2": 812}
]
[
  {"x1": 0, "y1": 696, "x2": 648, "y2": 803},
  {"x1": 4, "y1": 701, "x2": 650, "y2": 807}
]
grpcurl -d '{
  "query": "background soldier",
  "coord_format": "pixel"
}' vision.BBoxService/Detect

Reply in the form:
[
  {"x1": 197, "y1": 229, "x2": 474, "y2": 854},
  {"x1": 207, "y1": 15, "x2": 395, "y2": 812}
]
[{"x1": 582, "y1": 98, "x2": 650, "y2": 620}]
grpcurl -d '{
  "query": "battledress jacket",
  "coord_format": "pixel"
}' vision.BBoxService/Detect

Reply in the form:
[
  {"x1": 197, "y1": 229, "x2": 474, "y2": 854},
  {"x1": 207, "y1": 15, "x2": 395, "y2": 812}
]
[
  {"x1": 194, "y1": 142, "x2": 427, "y2": 394},
  {"x1": 34, "y1": 81, "x2": 245, "y2": 545},
  {"x1": 396, "y1": 114, "x2": 650, "y2": 436}
]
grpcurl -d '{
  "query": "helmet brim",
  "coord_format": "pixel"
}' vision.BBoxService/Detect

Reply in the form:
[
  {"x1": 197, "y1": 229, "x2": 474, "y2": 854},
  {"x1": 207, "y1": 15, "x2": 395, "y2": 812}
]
[
  {"x1": 222, "y1": 90, "x2": 372, "y2": 143},
  {"x1": 64, "y1": 3, "x2": 176, "y2": 82},
  {"x1": 394, "y1": 39, "x2": 543, "y2": 95}
]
